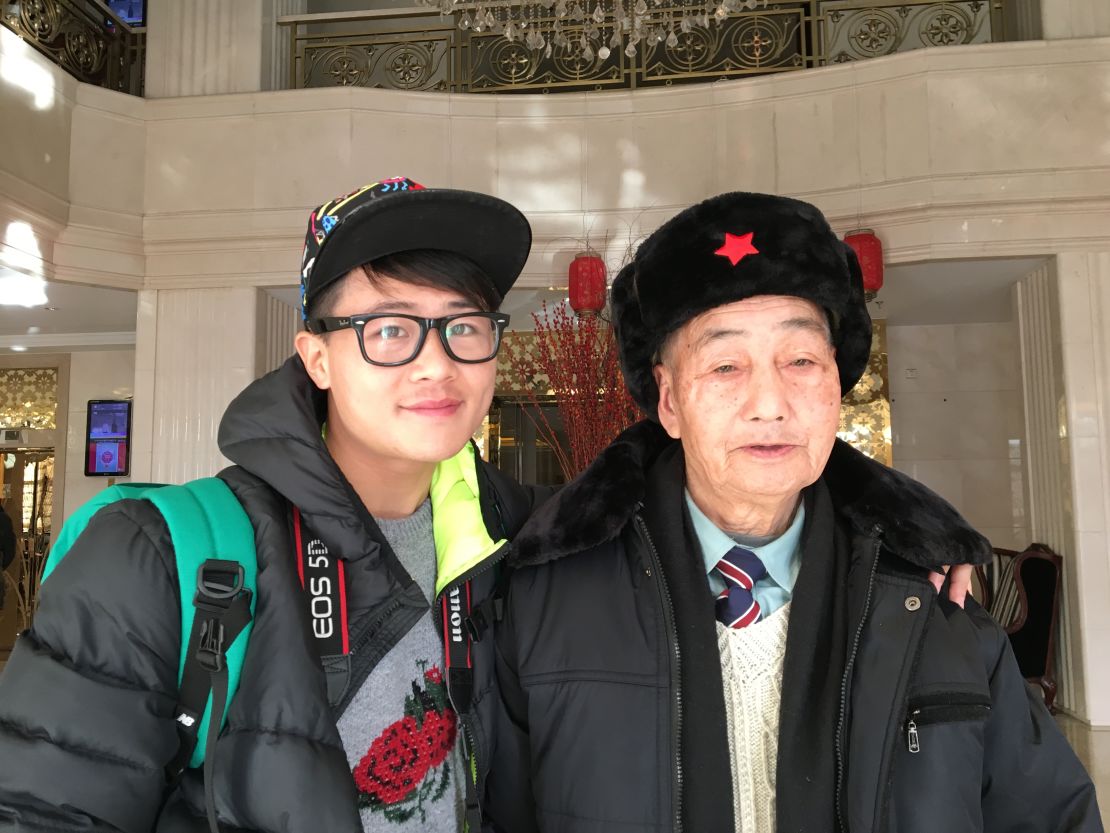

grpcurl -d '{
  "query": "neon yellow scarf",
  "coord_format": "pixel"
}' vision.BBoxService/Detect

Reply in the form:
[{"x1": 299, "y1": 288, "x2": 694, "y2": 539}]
[
  {"x1": 430, "y1": 444, "x2": 506, "y2": 595},
  {"x1": 323, "y1": 423, "x2": 504, "y2": 595}
]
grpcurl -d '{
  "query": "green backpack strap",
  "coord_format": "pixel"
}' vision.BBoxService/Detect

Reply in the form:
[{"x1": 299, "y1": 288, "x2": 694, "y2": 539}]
[
  {"x1": 146, "y1": 478, "x2": 257, "y2": 770},
  {"x1": 44, "y1": 479, "x2": 257, "y2": 772},
  {"x1": 46, "y1": 478, "x2": 256, "y2": 833},
  {"x1": 150, "y1": 478, "x2": 257, "y2": 833}
]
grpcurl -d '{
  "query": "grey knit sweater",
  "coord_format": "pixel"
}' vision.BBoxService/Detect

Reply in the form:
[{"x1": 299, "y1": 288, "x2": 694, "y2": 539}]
[{"x1": 338, "y1": 500, "x2": 463, "y2": 831}]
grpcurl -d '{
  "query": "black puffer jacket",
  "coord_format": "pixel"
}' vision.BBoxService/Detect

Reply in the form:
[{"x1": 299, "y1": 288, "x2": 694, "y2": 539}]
[
  {"x1": 0, "y1": 357, "x2": 544, "y2": 832},
  {"x1": 484, "y1": 420, "x2": 1101, "y2": 833}
]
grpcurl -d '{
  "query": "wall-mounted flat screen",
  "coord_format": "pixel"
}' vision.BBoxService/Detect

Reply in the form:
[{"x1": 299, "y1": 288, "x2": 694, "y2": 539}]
[{"x1": 85, "y1": 400, "x2": 132, "y2": 477}]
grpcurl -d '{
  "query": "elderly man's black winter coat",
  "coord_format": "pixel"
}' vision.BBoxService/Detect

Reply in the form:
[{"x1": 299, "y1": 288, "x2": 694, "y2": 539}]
[{"x1": 482, "y1": 420, "x2": 1101, "y2": 833}]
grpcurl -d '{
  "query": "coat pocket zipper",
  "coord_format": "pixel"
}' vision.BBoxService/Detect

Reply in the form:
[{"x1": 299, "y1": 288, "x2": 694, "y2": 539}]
[{"x1": 905, "y1": 700, "x2": 991, "y2": 754}]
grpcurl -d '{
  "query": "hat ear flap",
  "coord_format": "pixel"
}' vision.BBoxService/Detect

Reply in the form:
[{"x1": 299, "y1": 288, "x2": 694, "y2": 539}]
[
  {"x1": 611, "y1": 263, "x2": 660, "y2": 420},
  {"x1": 834, "y1": 242, "x2": 873, "y2": 394},
  {"x1": 842, "y1": 242, "x2": 864, "y2": 298}
]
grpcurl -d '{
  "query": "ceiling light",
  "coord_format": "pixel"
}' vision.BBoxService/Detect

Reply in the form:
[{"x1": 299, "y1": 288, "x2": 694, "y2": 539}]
[
  {"x1": 10, "y1": 345, "x2": 27, "y2": 352},
  {"x1": 1, "y1": 221, "x2": 48, "y2": 307},
  {"x1": 0, "y1": 269, "x2": 47, "y2": 307}
]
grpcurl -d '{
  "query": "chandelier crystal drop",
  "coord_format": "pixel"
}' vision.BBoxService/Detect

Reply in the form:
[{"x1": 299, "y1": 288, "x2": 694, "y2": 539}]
[{"x1": 419, "y1": 0, "x2": 769, "y2": 63}]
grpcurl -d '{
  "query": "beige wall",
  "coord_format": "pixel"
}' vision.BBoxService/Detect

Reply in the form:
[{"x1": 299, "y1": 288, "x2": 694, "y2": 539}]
[
  {"x1": 8, "y1": 25, "x2": 1110, "y2": 303},
  {"x1": 889, "y1": 322, "x2": 1027, "y2": 552},
  {"x1": 0, "y1": 29, "x2": 75, "y2": 228},
  {"x1": 131, "y1": 38, "x2": 1110, "y2": 292}
]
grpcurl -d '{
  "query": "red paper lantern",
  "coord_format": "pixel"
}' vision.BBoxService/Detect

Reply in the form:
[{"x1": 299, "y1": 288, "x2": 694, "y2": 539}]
[
  {"x1": 844, "y1": 229, "x2": 884, "y2": 298},
  {"x1": 568, "y1": 251, "x2": 607, "y2": 318}
]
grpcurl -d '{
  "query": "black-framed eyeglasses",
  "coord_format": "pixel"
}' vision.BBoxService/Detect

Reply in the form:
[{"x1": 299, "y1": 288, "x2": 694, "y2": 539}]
[{"x1": 307, "y1": 312, "x2": 510, "y2": 367}]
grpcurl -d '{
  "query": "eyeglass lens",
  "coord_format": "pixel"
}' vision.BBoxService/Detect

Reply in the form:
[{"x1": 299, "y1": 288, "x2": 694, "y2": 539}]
[{"x1": 361, "y1": 316, "x2": 501, "y2": 364}]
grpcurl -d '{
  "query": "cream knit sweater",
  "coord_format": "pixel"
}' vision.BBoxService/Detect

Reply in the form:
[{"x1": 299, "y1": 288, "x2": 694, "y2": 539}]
[{"x1": 716, "y1": 601, "x2": 792, "y2": 833}]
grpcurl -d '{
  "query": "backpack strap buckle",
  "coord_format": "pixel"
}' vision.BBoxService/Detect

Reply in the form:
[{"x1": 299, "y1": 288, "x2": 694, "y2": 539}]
[
  {"x1": 464, "y1": 591, "x2": 505, "y2": 642},
  {"x1": 194, "y1": 560, "x2": 245, "y2": 606},
  {"x1": 196, "y1": 618, "x2": 226, "y2": 673},
  {"x1": 192, "y1": 560, "x2": 249, "y2": 673}
]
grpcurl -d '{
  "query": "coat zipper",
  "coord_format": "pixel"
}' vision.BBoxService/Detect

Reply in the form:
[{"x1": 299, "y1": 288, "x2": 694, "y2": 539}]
[
  {"x1": 430, "y1": 539, "x2": 512, "y2": 639},
  {"x1": 904, "y1": 702, "x2": 992, "y2": 753},
  {"x1": 835, "y1": 524, "x2": 883, "y2": 833},
  {"x1": 906, "y1": 719, "x2": 921, "y2": 754},
  {"x1": 634, "y1": 510, "x2": 684, "y2": 833},
  {"x1": 429, "y1": 539, "x2": 514, "y2": 820}
]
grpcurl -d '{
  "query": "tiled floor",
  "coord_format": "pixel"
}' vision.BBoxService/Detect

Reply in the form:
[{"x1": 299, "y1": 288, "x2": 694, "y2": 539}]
[{"x1": 1058, "y1": 715, "x2": 1110, "y2": 826}]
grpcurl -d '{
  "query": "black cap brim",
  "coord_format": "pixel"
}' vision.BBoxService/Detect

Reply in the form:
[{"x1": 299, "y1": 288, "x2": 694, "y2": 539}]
[{"x1": 309, "y1": 189, "x2": 531, "y2": 305}]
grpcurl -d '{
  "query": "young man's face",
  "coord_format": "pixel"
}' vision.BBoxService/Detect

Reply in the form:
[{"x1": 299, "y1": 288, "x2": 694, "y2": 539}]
[{"x1": 297, "y1": 272, "x2": 497, "y2": 469}]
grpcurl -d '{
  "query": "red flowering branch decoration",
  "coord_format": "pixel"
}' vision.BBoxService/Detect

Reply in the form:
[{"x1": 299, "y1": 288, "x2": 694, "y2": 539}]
[{"x1": 508, "y1": 301, "x2": 640, "y2": 481}]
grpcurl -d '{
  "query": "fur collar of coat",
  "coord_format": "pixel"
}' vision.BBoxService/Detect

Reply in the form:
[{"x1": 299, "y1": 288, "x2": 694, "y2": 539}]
[{"x1": 511, "y1": 419, "x2": 992, "y2": 570}]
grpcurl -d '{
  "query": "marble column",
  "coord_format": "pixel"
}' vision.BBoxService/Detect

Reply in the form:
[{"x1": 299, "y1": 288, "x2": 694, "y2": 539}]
[
  {"x1": 1056, "y1": 253, "x2": 1110, "y2": 725},
  {"x1": 1015, "y1": 254, "x2": 1110, "y2": 725},
  {"x1": 130, "y1": 287, "x2": 299, "y2": 484},
  {"x1": 144, "y1": 0, "x2": 307, "y2": 98},
  {"x1": 1015, "y1": 264, "x2": 1080, "y2": 714},
  {"x1": 1039, "y1": 0, "x2": 1110, "y2": 39}
]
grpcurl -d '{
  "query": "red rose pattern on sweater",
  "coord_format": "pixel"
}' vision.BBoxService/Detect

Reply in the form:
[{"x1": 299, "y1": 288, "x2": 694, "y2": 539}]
[{"x1": 353, "y1": 664, "x2": 458, "y2": 824}]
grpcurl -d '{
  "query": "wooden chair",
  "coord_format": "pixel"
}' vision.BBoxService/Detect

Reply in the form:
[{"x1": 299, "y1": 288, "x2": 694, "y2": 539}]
[{"x1": 975, "y1": 544, "x2": 1063, "y2": 711}]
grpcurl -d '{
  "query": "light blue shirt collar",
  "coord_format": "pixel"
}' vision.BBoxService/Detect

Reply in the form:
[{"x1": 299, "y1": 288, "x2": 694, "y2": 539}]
[{"x1": 685, "y1": 491, "x2": 804, "y2": 599}]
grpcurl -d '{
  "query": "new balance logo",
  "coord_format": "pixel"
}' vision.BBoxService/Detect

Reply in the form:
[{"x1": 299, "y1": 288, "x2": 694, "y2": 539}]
[{"x1": 176, "y1": 713, "x2": 196, "y2": 728}]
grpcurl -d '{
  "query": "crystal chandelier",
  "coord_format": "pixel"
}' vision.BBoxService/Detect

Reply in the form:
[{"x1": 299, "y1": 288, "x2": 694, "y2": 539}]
[{"x1": 419, "y1": 0, "x2": 769, "y2": 62}]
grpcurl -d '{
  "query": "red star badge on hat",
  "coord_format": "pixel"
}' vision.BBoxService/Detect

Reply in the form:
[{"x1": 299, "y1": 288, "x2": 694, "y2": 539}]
[{"x1": 715, "y1": 232, "x2": 759, "y2": 266}]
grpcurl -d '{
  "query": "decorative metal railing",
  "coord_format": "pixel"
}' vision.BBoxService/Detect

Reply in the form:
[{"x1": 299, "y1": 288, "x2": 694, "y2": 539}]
[
  {"x1": 1, "y1": 0, "x2": 145, "y2": 96},
  {"x1": 280, "y1": 0, "x2": 1006, "y2": 93},
  {"x1": 823, "y1": 0, "x2": 993, "y2": 62}
]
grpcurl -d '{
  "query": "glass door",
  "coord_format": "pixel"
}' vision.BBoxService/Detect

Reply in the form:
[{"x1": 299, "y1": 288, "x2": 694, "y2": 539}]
[
  {"x1": 488, "y1": 400, "x2": 568, "y2": 487},
  {"x1": 1, "y1": 448, "x2": 54, "y2": 657}
]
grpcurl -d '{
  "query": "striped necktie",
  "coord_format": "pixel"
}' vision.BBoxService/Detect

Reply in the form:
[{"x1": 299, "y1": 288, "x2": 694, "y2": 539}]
[{"x1": 715, "y1": 545, "x2": 768, "y2": 629}]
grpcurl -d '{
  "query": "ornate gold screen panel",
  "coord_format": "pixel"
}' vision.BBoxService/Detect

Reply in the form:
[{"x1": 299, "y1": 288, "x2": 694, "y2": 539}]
[
  {"x1": 0, "y1": 370, "x2": 58, "y2": 433},
  {"x1": 497, "y1": 333, "x2": 552, "y2": 396},
  {"x1": 0, "y1": 369, "x2": 58, "y2": 431},
  {"x1": 838, "y1": 319, "x2": 890, "y2": 465}
]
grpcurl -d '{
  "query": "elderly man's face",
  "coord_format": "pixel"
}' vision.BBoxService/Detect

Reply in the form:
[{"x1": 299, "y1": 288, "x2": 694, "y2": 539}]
[{"x1": 654, "y1": 295, "x2": 842, "y2": 513}]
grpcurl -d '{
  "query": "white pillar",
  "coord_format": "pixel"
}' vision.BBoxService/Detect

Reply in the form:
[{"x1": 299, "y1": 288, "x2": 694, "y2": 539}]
[
  {"x1": 1015, "y1": 264, "x2": 1082, "y2": 714},
  {"x1": 130, "y1": 287, "x2": 298, "y2": 484},
  {"x1": 130, "y1": 289, "x2": 159, "y2": 482},
  {"x1": 1016, "y1": 254, "x2": 1110, "y2": 726},
  {"x1": 144, "y1": 0, "x2": 306, "y2": 98},
  {"x1": 263, "y1": 0, "x2": 308, "y2": 92},
  {"x1": 256, "y1": 291, "x2": 301, "y2": 376},
  {"x1": 1056, "y1": 253, "x2": 1110, "y2": 725},
  {"x1": 1039, "y1": 0, "x2": 1110, "y2": 39},
  {"x1": 1007, "y1": 0, "x2": 1044, "y2": 39},
  {"x1": 131, "y1": 287, "x2": 258, "y2": 482}
]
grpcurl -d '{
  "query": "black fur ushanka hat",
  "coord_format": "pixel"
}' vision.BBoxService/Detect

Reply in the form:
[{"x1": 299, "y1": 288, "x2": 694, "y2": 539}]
[{"x1": 611, "y1": 192, "x2": 872, "y2": 419}]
